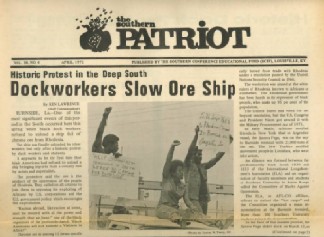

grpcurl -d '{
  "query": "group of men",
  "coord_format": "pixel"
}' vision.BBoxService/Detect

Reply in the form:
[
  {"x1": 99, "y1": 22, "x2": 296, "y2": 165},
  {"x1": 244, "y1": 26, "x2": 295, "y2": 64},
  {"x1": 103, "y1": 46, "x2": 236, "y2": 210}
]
[{"x1": 92, "y1": 107, "x2": 232, "y2": 228}]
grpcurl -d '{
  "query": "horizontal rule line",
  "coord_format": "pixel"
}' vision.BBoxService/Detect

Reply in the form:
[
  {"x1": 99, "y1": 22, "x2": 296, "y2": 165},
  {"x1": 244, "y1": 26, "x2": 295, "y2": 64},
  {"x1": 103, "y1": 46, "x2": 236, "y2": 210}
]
[
  {"x1": 10, "y1": 64, "x2": 309, "y2": 69},
  {"x1": 12, "y1": 56, "x2": 307, "y2": 60}
]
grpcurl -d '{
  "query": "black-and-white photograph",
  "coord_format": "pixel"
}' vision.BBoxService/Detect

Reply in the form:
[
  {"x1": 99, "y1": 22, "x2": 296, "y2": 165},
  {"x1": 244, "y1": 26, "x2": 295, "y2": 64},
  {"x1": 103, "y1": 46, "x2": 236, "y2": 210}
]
[{"x1": 88, "y1": 101, "x2": 234, "y2": 230}]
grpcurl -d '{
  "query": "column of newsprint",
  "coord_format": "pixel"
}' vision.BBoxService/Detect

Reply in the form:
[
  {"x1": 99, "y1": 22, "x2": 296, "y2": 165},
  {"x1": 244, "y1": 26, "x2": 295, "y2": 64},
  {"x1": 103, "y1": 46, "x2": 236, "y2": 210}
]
[
  {"x1": 11, "y1": 102, "x2": 83, "y2": 236},
  {"x1": 239, "y1": 66, "x2": 309, "y2": 235}
]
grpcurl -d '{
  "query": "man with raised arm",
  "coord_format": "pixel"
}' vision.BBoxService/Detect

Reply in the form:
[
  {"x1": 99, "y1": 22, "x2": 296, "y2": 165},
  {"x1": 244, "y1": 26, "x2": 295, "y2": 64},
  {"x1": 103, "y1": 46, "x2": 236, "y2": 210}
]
[
  {"x1": 184, "y1": 126, "x2": 232, "y2": 215},
  {"x1": 92, "y1": 107, "x2": 122, "y2": 158}
]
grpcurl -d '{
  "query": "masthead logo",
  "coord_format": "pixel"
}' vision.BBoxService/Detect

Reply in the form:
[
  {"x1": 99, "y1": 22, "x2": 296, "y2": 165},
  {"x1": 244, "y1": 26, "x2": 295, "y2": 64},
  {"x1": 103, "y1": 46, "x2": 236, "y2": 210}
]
[
  {"x1": 75, "y1": 8, "x2": 251, "y2": 52},
  {"x1": 76, "y1": 7, "x2": 113, "y2": 52}
]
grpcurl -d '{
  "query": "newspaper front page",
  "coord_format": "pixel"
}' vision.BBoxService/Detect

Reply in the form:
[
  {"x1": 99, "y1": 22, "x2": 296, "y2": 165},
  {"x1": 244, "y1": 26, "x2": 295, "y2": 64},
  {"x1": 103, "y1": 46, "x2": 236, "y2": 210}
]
[{"x1": 1, "y1": 0, "x2": 323, "y2": 237}]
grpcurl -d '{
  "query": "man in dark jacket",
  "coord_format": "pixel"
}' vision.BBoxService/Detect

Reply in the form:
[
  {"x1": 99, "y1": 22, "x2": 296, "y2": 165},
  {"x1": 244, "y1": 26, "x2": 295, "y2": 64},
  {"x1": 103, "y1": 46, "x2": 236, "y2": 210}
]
[{"x1": 184, "y1": 126, "x2": 232, "y2": 215}]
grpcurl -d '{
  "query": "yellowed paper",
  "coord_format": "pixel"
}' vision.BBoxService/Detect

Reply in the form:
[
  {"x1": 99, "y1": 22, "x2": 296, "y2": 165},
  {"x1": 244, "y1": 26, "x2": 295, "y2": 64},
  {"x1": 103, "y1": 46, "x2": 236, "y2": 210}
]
[{"x1": 1, "y1": 0, "x2": 324, "y2": 236}]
